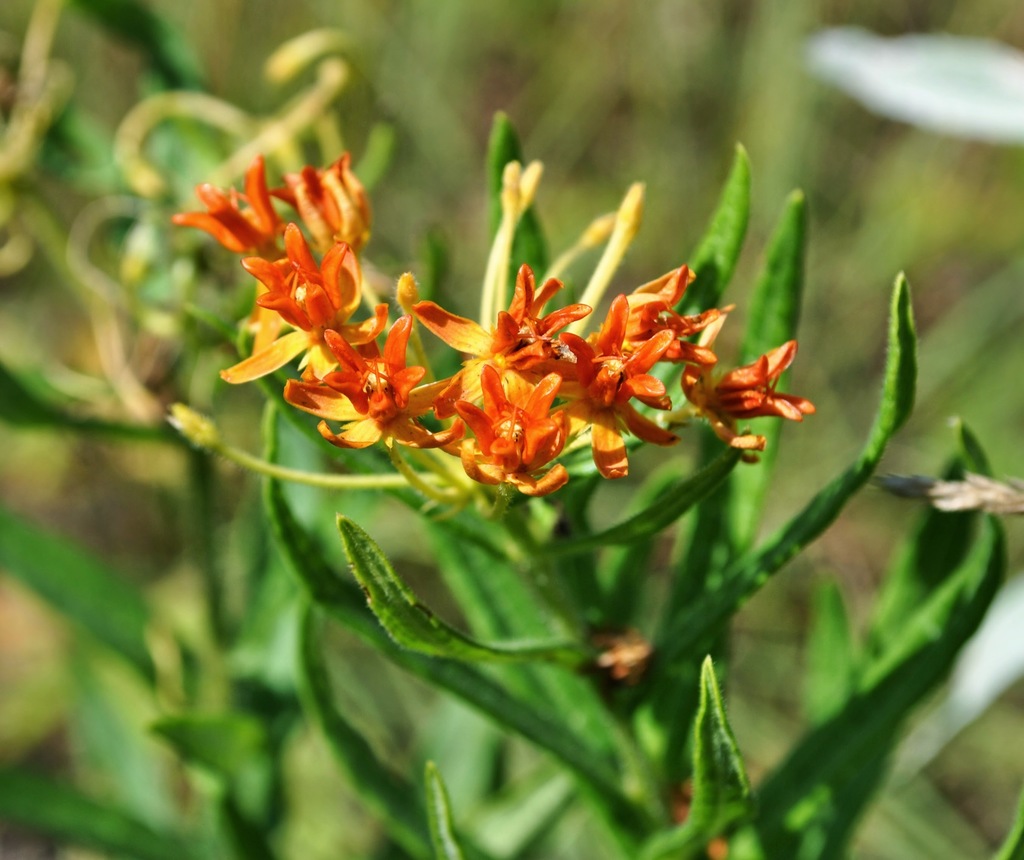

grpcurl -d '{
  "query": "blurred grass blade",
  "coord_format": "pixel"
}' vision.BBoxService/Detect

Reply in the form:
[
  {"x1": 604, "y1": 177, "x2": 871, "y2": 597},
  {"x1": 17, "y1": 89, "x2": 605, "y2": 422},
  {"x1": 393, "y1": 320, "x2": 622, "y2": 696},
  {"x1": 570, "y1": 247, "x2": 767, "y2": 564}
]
[
  {"x1": 297, "y1": 606, "x2": 431, "y2": 859},
  {"x1": 353, "y1": 122, "x2": 397, "y2": 191},
  {"x1": 804, "y1": 580, "x2": 856, "y2": 724},
  {"x1": 808, "y1": 29, "x2": 1024, "y2": 143},
  {"x1": 151, "y1": 714, "x2": 266, "y2": 779},
  {"x1": 426, "y1": 762, "x2": 466, "y2": 860},
  {"x1": 68, "y1": 0, "x2": 204, "y2": 89},
  {"x1": 640, "y1": 657, "x2": 753, "y2": 860},
  {"x1": 0, "y1": 505, "x2": 155, "y2": 681},
  {"x1": 543, "y1": 448, "x2": 742, "y2": 557},
  {"x1": 658, "y1": 273, "x2": 915, "y2": 666},
  {"x1": 994, "y1": 784, "x2": 1024, "y2": 860},
  {"x1": 0, "y1": 767, "x2": 194, "y2": 860},
  {"x1": 755, "y1": 515, "x2": 1005, "y2": 855},
  {"x1": 487, "y1": 112, "x2": 548, "y2": 275},
  {"x1": 681, "y1": 144, "x2": 750, "y2": 313},
  {"x1": 337, "y1": 516, "x2": 588, "y2": 667}
]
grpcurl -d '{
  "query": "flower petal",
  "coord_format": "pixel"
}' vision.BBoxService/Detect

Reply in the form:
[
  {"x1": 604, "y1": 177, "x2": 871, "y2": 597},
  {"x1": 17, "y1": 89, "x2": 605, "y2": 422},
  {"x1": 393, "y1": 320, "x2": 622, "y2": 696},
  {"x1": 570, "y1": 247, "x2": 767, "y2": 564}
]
[{"x1": 220, "y1": 329, "x2": 308, "y2": 384}]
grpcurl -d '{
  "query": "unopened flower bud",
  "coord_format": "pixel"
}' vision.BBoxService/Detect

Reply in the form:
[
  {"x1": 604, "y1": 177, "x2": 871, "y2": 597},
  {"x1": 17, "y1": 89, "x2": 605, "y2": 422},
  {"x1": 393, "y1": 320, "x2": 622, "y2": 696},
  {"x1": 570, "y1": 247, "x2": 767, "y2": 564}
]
[{"x1": 168, "y1": 403, "x2": 221, "y2": 450}]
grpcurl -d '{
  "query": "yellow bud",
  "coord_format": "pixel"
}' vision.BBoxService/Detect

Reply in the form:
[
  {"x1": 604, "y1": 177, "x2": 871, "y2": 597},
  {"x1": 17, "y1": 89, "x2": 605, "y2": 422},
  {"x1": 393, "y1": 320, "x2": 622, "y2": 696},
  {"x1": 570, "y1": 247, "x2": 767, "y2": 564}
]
[
  {"x1": 168, "y1": 404, "x2": 221, "y2": 450},
  {"x1": 396, "y1": 272, "x2": 419, "y2": 314}
]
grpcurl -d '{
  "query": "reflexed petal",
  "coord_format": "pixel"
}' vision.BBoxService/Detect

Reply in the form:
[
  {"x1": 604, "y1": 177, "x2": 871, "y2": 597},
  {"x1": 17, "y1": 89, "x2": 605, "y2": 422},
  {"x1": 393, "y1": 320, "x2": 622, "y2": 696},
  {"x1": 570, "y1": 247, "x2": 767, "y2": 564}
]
[
  {"x1": 284, "y1": 380, "x2": 362, "y2": 421},
  {"x1": 220, "y1": 329, "x2": 308, "y2": 383},
  {"x1": 317, "y1": 418, "x2": 381, "y2": 449},
  {"x1": 591, "y1": 413, "x2": 628, "y2": 479},
  {"x1": 620, "y1": 404, "x2": 678, "y2": 446},
  {"x1": 413, "y1": 301, "x2": 491, "y2": 354},
  {"x1": 511, "y1": 464, "x2": 570, "y2": 496}
]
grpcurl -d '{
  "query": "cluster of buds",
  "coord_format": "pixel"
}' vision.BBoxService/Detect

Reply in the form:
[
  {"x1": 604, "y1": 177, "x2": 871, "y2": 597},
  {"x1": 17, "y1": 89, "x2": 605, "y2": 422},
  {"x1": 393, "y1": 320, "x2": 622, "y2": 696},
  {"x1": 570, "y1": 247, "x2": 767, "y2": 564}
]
[{"x1": 175, "y1": 153, "x2": 814, "y2": 500}]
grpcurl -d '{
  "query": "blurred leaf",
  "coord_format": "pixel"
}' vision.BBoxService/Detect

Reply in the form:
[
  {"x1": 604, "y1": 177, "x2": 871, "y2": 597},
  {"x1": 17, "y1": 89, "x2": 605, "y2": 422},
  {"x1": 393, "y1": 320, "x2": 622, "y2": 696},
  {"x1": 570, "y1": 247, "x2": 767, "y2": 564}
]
[
  {"x1": 681, "y1": 144, "x2": 750, "y2": 313},
  {"x1": 804, "y1": 581, "x2": 856, "y2": 725},
  {"x1": 898, "y1": 575, "x2": 1024, "y2": 774},
  {"x1": 543, "y1": 448, "x2": 742, "y2": 557},
  {"x1": 337, "y1": 515, "x2": 588, "y2": 667},
  {"x1": 0, "y1": 767, "x2": 194, "y2": 860},
  {"x1": 426, "y1": 762, "x2": 466, "y2": 860},
  {"x1": 0, "y1": 360, "x2": 174, "y2": 442},
  {"x1": 0, "y1": 505, "x2": 155, "y2": 681},
  {"x1": 297, "y1": 606, "x2": 431, "y2": 859},
  {"x1": 151, "y1": 714, "x2": 266, "y2": 779},
  {"x1": 467, "y1": 765, "x2": 574, "y2": 859},
  {"x1": 354, "y1": 122, "x2": 397, "y2": 191},
  {"x1": 640, "y1": 657, "x2": 752, "y2": 860},
  {"x1": 68, "y1": 0, "x2": 204, "y2": 89},
  {"x1": 755, "y1": 514, "x2": 1005, "y2": 855},
  {"x1": 994, "y1": 784, "x2": 1024, "y2": 860},
  {"x1": 487, "y1": 112, "x2": 548, "y2": 275},
  {"x1": 657, "y1": 273, "x2": 916, "y2": 668},
  {"x1": 808, "y1": 29, "x2": 1024, "y2": 143}
]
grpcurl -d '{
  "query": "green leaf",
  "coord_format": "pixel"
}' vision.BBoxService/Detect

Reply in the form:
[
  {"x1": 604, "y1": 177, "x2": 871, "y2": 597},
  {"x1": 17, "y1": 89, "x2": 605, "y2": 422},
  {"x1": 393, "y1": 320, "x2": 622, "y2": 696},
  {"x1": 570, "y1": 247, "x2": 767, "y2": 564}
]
[
  {"x1": 994, "y1": 783, "x2": 1024, "y2": 860},
  {"x1": 337, "y1": 516, "x2": 588, "y2": 667},
  {"x1": 0, "y1": 505, "x2": 155, "y2": 681},
  {"x1": 0, "y1": 360, "x2": 176, "y2": 442},
  {"x1": 640, "y1": 657, "x2": 753, "y2": 860},
  {"x1": 297, "y1": 606, "x2": 431, "y2": 859},
  {"x1": 804, "y1": 580, "x2": 856, "y2": 725},
  {"x1": 151, "y1": 714, "x2": 267, "y2": 779},
  {"x1": 263, "y1": 457, "x2": 630, "y2": 817},
  {"x1": 657, "y1": 273, "x2": 916, "y2": 668},
  {"x1": 726, "y1": 190, "x2": 808, "y2": 549},
  {"x1": 543, "y1": 448, "x2": 743, "y2": 557},
  {"x1": 682, "y1": 144, "x2": 751, "y2": 313},
  {"x1": 68, "y1": 0, "x2": 204, "y2": 89},
  {"x1": 487, "y1": 112, "x2": 547, "y2": 275},
  {"x1": 426, "y1": 762, "x2": 466, "y2": 860},
  {"x1": 0, "y1": 767, "x2": 194, "y2": 860},
  {"x1": 755, "y1": 515, "x2": 1005, "y2": 855}
]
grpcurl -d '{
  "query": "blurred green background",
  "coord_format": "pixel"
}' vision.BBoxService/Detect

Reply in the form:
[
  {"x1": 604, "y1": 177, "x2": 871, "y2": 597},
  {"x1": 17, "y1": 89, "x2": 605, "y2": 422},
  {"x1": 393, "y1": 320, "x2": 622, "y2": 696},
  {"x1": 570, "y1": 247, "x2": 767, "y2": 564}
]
[{"x1": 2, "y1": 1, "x2": 1023, "y2": 857}]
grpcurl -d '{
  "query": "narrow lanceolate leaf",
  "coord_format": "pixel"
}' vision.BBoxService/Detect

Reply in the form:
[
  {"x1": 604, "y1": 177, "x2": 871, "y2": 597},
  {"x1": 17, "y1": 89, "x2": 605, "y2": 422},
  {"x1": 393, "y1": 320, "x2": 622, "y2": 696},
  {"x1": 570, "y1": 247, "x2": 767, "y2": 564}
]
[
  {"x1": 151, "y1": 714, "x2": 266, "y2": 779},
  {"x1": 0, "y1": 768, "x2": 194, "y2": 860},
  {"x1": 640, "y1": 658, "x2": 753, "y2": 860},
  {"x1": 425, "y1": 762, "x2": 466, "y2": 860},
  {"x1": 264, "y1": 463, "x2": 629, "y2": 815},
  {"x1": 681, "y1": 144, "x2": 751, "y2": 313},
  {"x1": 297, "y1": 607, "x2": 431, "y2": 860},
  {"x1": 804, "y1": 580, "x2": 856, "y2": 725},
  {"x1": 337, "y1": 516, "x2": 589, "y2": 667},
  {"x1": 543, "y1": 448, "x2": 742, "y2": 557},
  {"x1": 487, "y1": 112, "x2": 547, "y2": 275},
  {"x1": 993, "y1": 784, "x2": 1024, "y2": 860},
  {"x1": 727, "y1": 190, "x2": 808, "y2": 549},
  {"x1": 0, "y1": 506, "x2": 155, "y2": 681},
  {"x1": 658, "y1": 274, "x2": 916, "y2": 667},
  {"x1": 755, "y1": 516, "x2": 1005, "y2": 856}
]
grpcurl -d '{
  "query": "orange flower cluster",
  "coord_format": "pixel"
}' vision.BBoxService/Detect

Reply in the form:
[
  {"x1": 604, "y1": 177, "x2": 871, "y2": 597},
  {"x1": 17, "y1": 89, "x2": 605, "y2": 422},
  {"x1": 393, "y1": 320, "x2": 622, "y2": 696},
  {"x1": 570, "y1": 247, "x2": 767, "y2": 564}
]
[{"x1": 176, "y1": 153, "x2": 814, "y2": 497}]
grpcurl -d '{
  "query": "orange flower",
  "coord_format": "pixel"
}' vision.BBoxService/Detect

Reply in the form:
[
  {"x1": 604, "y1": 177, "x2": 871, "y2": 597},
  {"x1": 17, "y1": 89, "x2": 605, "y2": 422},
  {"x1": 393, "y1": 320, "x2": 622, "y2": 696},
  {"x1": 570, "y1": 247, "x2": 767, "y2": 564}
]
[
  {"x1": 681, "y1": 315, "x2": 815, "y2": 451},
  {"x1": 284, "y1": 316, "x2": 463, "y2": 450},
  {"x1": 273, "y1": 153, "x2": 372, "y2": 254},
  {"x1": 220, "y1": 224, "x2": 387, "y2": 383},
  {"x1": 455, "y1": 364, "x2": 569, "y2": 496},
  {"x1": 559, "y1": 294, "x2": 678, "y2": 479},
  {"x1": 172, "y1": 155, "x2": 283, "y2": 256},
  {"x1": 625, "y1": 266, "x2": 720, "y2": 365},
  {"x1": 413, "y1": 264, "x2": 591, "y2": 416}
]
